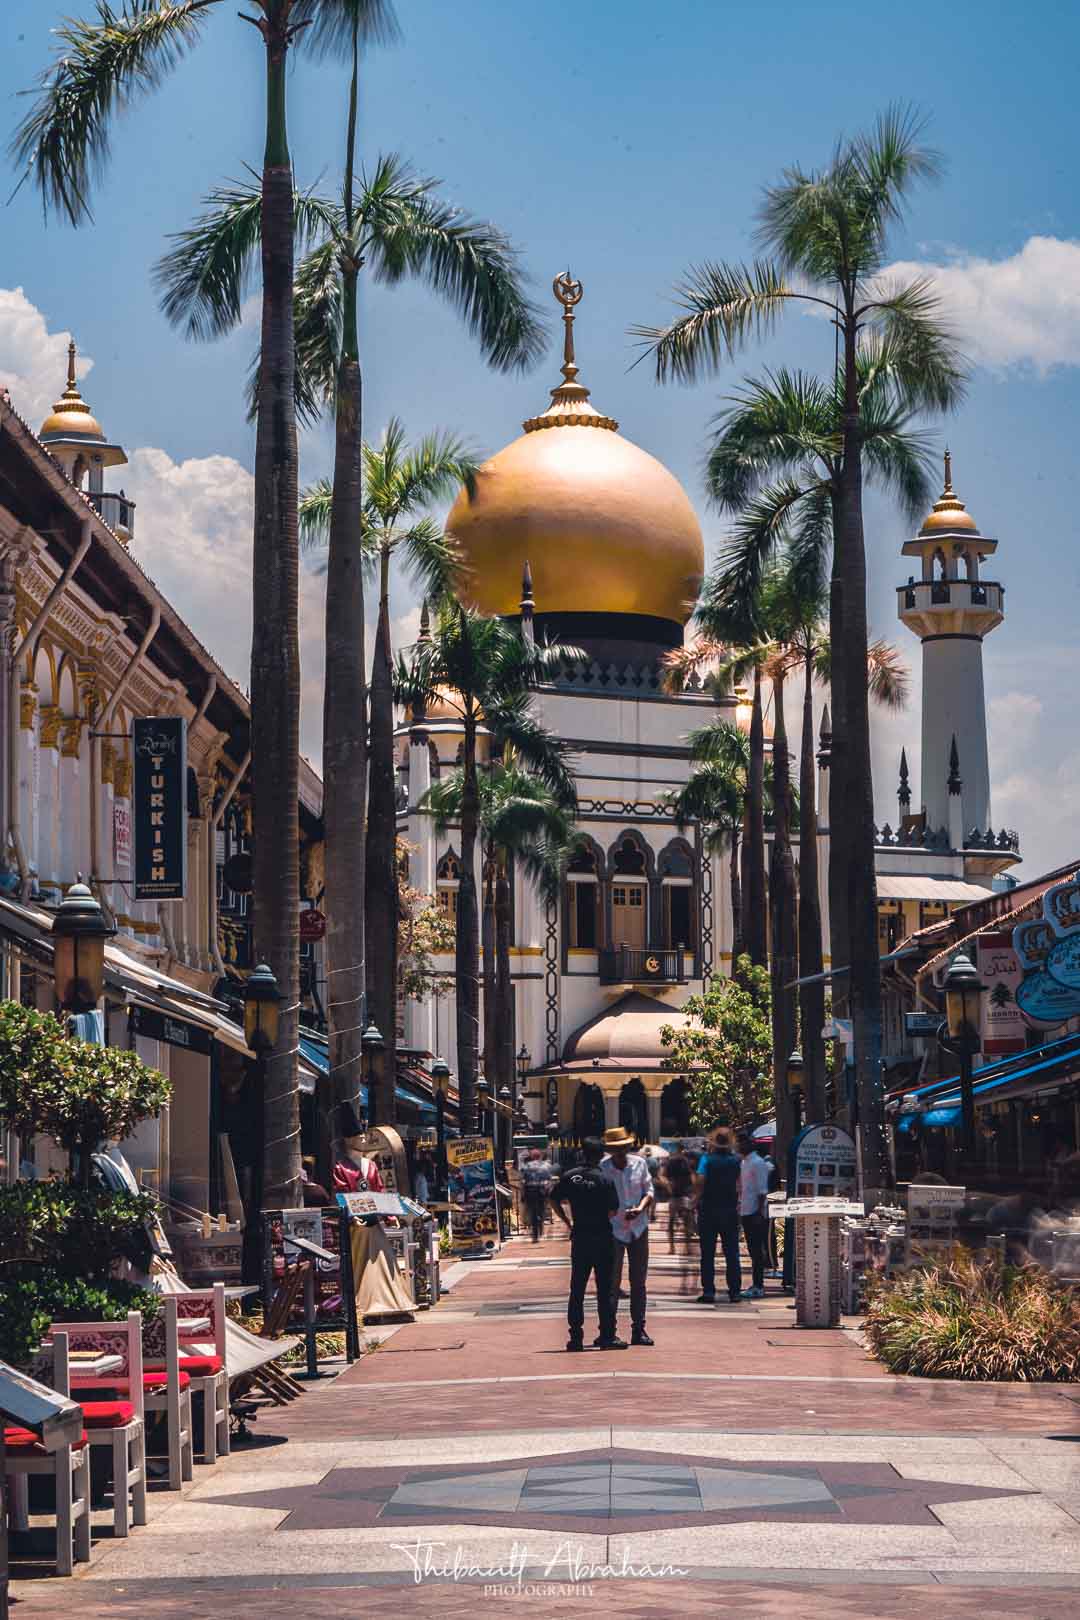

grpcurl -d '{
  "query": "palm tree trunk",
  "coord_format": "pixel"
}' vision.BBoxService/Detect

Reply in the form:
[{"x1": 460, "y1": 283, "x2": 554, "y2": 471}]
[
  {"x1": 456, "y1": 711, "x2": 480, "y2": 1133},
  {"x1": 839, "y1": 310, "x2": 889, "y2": 1192},
  {"x1": 253, "y1": 4, "x2": 301, "y2": 1211},
  {"x1": 745, "y1": 664, "x2": 767, "y2": 968},
  {"x1": 482, "y1": 842, "x2": 496, "y2": 1090},
  {"x1": 768, "y1": 668, "x2": 798, "y2": 1164},
  {"x1": 798, "y1": 645, "x2": 826, "y2": 1123},
  {"x1": 494, "y1": 852, "x2": 514, "y2": 1102},
  {"x1": 321, "y1": 0, "x2": 367, "y2": 1173},
  {"x1": 827, "y1": 489, "x2": 850, "y2": 1019},
  {"x1": 365, "y1": 546, "x2": 398, "y2": 1122},
  {"x1": 728, "y1": 824, "x2": 743, "y2": 968}
]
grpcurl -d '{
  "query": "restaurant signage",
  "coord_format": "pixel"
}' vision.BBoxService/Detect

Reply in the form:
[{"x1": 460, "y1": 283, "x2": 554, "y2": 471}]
[
  {"x1": 128, "y1": 1002, "x2": 212, "y2": 1056},
  {"x1": 446, "y1": 1136, "x2": 500, "y2": 1252},
  {"x1": 1012, "y1": 887, "x2": 1080, "y2": 1028},
  {"x1": 975, "y1": 931, "x2": 1026, "y2": 1056},
  {"x1": 132, "y1": 717, "x2": 186, "y2": 900},
  {"x1": 299, "y1": 908, "x2": 326, "y2": 943},
  {"x1": 113, "y1": 801, "x2": 132, "y2": 866}
]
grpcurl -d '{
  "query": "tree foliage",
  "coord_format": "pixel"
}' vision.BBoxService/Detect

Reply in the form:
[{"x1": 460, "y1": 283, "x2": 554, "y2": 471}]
[{"x1": 660, "y1": 957, "x2": 773, "y2": 1130}]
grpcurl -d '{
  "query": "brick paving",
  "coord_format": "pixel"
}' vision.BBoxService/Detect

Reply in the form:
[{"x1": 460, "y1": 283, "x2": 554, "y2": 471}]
[{"x1": 13, "y1": 1230, "x2": 1080, "y2": 1613}]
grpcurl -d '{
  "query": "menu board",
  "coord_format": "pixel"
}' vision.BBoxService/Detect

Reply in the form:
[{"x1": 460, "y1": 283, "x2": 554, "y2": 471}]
[
  {"x1": 790, "y1": 1123, "x2": 858, "y2": 1200},
  {"x1": 906, "y1": 1182, "x2": 965, "y2": 1261},
  {"x1": 446, "y1": 1136, "x2": 499, "y2": 1252}
]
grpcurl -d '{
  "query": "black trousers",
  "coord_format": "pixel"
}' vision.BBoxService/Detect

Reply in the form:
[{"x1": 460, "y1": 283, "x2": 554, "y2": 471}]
[
  {"x1": 525, "y1": 1188, "x2": 546, "y2": 1242},
  {"x1": 568, "y1": 1238, "x2": 616, "y2": 1341},
  {"x1": 742, "y1": 1212, "x2": 769, "y2": 1292},
  {"x1": 698, "y1": 1209, "x2": 742, "y2": 1300}
]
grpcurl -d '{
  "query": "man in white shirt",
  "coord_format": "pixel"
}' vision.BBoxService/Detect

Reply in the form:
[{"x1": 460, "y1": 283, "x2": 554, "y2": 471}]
[
  {"x1": 600, "y1": 1126, "x2": 655, "y2": 1345},
  {"x1": 737, "y1": 1134, "x2": 771, "y2": 1298}
]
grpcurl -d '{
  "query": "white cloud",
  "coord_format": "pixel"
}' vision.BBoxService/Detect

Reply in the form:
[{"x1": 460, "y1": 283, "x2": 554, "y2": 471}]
[
  {"x1": 0, "y1": 285, "x2": 93, "y2": 425},
  {"x1": 884, "y1": 236, "x2": 1080, "y2": 374}
]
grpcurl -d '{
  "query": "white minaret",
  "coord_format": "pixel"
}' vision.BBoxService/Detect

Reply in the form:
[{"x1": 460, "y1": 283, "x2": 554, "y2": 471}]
[{"x1": 897, "y1": 453, "x2": 1004, "y2": 841}]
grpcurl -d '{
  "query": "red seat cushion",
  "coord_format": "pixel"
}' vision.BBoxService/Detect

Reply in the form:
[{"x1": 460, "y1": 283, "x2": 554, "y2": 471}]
[
  {"x1": 82, "y1": 1400, "x2": 136, "y2": 1428},
  {"x1": 177, "y1": 1355, "x2": 223, "y2": 1377},
  {"x1": 75, "y1": 1370, "x2": 191, "y2": 1393},
  {"x1": 4, "y1": 1425, "x2": 87, "y2": 1453},
  {"x1": 143, "y1": 1369, "x2": 190, "y2": 1393}
]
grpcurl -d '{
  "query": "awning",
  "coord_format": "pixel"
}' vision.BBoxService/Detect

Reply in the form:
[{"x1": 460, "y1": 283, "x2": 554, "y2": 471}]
[
  {"x1": 296, "y1": 1036, "x2": 437, "y2": 1116},
  {"x1": 875, "y1": 875, "x2": 994, "y2": 903},
  {"x1": 896, "y1": 1032, "x2": 1080, "y2": 1127}
]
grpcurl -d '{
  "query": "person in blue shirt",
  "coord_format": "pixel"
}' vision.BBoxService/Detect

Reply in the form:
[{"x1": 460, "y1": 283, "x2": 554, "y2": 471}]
[{"x1": 694, "y1": 1127, "x2": 742, "y2": 1303}]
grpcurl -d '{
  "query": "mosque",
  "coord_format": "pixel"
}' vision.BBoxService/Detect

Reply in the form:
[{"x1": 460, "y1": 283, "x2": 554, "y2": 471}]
[{"x1": 396, "y1": 274, "x2": 1021, "y2": 1138}]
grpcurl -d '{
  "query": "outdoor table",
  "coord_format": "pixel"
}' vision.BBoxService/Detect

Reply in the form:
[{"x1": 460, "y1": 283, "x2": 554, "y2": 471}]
[{"x1": 40, "y1": 1351, "x2": 124, "y2": 1380}]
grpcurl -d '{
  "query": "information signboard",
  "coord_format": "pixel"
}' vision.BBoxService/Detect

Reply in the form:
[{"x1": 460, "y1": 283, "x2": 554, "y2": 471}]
[
  {"x1": 789, "y1": 1122, "x2": 858, "y2": 1201},
  {"x1": 132, "y1": 716, "x2": 186, "y2": 900},
  {"x1": 446, "y1": 1136, "x2": 499, "y2": 1252},
  {"x1": 906, "y1": 1182, "x2": 965, "y2": 1262}
]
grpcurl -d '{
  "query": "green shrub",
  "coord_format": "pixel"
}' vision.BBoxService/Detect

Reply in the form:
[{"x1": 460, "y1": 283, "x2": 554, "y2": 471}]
[
  {"x1": 0, "y1": 1272, "x2": 160, "y2": 1369},
  {"x1": 0, "y1": 1182, "x2": 157, "y2": 1278},
  {"x1": 864, "y1": 1246, "x2": 1080, "y2": 1381}
]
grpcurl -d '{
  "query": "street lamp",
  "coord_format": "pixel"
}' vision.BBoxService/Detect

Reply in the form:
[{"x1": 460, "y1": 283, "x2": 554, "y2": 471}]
[
  {"x1": 52, "y1": 880, "x2": 116, "y2": 1013},
  {"x1": 476, "y1": 1073, "x2": 491, "y2": 1140},
  {"x1": 431, "y1": 1056, "x2": 451, "y2": 1194},
  {"x1": 361, "y1": 1020, "x2": 385, "y2": 1121},
  {"x1": 940, "y1": 951, "x2": 986, "y2": 1160},
  {"x1": 787, "y1": 1049, "x2": 805, "y2": 1136},
  {"x1": 497, "y1": 1084, "x2": 512, "y2": 1173},
  {"x1": 242, "y1": 962, "x2": 282, "y2": 1054}
]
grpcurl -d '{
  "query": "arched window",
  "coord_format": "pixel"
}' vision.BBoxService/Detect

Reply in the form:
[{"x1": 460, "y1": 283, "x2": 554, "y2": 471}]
[
  {"x1": 659, "y1": 839, "x2": 696, "y2": 952},
  {"x1": 566, "y1": 841, "x2": 603, "y2": 950},
  {"x1": 437, "y1": 850, "x2": 460, "y2": 921},
  {"x1": 609, "y1": 833, "x2": 649, "y2": 947},
  {"x1": 933, "y1": 549, "x2": 947, "y2": 581}
]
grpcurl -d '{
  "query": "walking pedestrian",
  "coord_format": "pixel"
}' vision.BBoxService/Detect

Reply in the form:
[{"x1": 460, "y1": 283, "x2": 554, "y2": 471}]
[
  {"x1": 694, "y1": 1127, "x2": 742, "y2": 1303},
  {"x1": 660, "y1": 1141, "x2": 695, "y2": 1253},
  {"x1": 600, "y1": 1126, "x2": 655, "y2": 1346},
  {"x1": 550, "y1": 1139, "x2": 626, "y2": 1351},
  {"x1": 738, "y1": 1133, "x2": 771, "y2": 1298},
  {"x1": 521, "y1": 1148, "x2": 554, "y2": 1243}
]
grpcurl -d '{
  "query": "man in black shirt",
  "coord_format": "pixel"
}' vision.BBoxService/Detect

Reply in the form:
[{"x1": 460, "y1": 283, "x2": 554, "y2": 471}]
[
  {"x1": 551, "y1": 1138, "x2": 626, "y2": 1351},
  {"x1": 694, "y1": 1126, "x2": 743, "y2": 1304}
]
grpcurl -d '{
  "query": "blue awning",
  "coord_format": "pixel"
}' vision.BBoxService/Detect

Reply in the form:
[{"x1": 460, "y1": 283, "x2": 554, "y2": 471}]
[
  {"x1": 297, "y1": 1035, "x2": 435, "y2": 1116},
  {"x1": 898, "y1": 1032, "x2": 1080, "y2": 1128}
]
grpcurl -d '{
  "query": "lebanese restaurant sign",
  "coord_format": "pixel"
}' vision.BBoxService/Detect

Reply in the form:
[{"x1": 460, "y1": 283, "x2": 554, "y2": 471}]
[
  {"x1": 132, "y1": 717, "x2": 187, "y2": 900},
  {"x1": 975, "y1": 930, "x2": 1026, "y2": 1056}
]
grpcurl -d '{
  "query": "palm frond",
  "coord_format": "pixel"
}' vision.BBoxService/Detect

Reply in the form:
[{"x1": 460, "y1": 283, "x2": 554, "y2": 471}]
[
  {"x1": 851, "y1": 103, "x2": 943, "y2": 235},
  {"x1": 706, "y1": 367, "x2": 839, "y2": 511},
  {"x1": 659, "y1": 636, "x2": 728, "y2": 695},
  {"x1": 632, "y1": 260, "x2": 801, "y2": 383},
  {"x1": 297, "y1": 0, "x2": 401, "y2": 57},
  {"x1": 686, "y1": 719, "x2": 751, "y2": 772},
  {"x1": 701, "y1": 479, "x2": 819, "y2": 633},
  {"x1": 859, "y1": 278, "x2": 968, "y2": 411},
  {"x1": 361, "y1": 159, "x2": 547, "y2": 373},
  {"x1": 12, "y1": 0, "x2": 218, "y2": 225},
  {"x1": 394, "y1": 516, "x2": 461, "y2": 602},
  {"x1": 866, "y1": 638, "x2": 910, "y2": 711}
]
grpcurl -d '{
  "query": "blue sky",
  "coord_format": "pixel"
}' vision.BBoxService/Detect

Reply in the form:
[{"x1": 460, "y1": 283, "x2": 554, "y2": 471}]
[{"x1": 2, "y1": 0, "x2": 1078, "y2": 875}]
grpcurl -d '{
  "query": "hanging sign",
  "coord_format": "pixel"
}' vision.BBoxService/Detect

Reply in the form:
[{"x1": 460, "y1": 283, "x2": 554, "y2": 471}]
[
  {"x1": 132, "y1": 717, "x2": 187, "y2": 900},
  {"x1": 1012, "y1": 911, "x2": 1080, "y2": 1028},
  {"x1": 1043, "y1": 875, "x2": 1080, "y2": 991},
  {"x1": 975, "y1": 931, "x2": 1026, "y2": 1056},
  {"x1": 113, "y1": 801, "x2": 132, "y2": 866},
  {"x1": 299, "y1": 908, "x2": 326, "y2": 943}
]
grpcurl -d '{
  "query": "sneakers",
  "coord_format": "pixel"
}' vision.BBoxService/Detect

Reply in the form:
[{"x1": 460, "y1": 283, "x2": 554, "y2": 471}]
[
  {"x1": 594, "y1": 1335, "x2": 629, "y2": 1350},
  {"x1": 695, "y1": 1293, "x2": 716, "y2": 1305},
  {"x1": 631, "y1": 1329, "x2": 655, "y2": 1346},
  {"x1": 729, "y1": 1293, "x2": 743, "y2": 1303},
  {"x1": 745, "y1": 1286, "x2": 765, "y2": 1299},
  {"x1": 566, "y1": 1337, "x2": 584, "y2": 1352}
]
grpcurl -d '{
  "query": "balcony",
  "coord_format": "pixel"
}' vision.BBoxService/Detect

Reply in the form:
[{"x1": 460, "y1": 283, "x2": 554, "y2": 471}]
[
  {"x1": 87, "y1": 490, "x2": 136, "y2": 540},
  {"x1": 599, "y1": 945, "x2": 688, "y2": 986}
]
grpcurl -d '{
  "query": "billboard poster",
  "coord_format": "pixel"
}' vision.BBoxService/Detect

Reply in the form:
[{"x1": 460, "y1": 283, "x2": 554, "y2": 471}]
[
  {"x1": 132, "y1": 717, "x2": 186, "y2": 900},
  {"x1": 975, "y1": 931, "x2": 1026, "y2": 1056},
  {"x1": 446, "y1": 1136, "x2": 499, "y2": 1252}
]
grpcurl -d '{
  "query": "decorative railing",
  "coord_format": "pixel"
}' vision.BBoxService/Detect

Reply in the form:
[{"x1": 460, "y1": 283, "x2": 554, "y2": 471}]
[
  {"x1": 87, "y1": 489, "x2": 136, "y2": 537},
  {"x1": 874, "y1": 821, "x2": 1020, "y2": 855},
  {"x1": 598, "y1": 945, "x2": 687, "y2": 985}
]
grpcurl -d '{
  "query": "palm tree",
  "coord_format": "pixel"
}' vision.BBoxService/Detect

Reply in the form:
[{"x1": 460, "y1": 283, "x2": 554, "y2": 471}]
[
  {"x1": 661, "y1": 721, "x2": 748, "y2": 965},
  {"x1": 396, "y1": 607, "x2": 576, "y2": 1131},
  {"x1": 13, "y1": 0, "x2": 398, "y2": 1210},
  {"x1": 157, "y1": 160, "x2": 541, "y2": 1160},
  {"x1": 635, "y1": 108, "x2": 965, "y2": 1188},
  {"x1": 299, "y1": 421, "x2": 476, "y2": 1121},
  {"x1": 425, "y1": 764, "x2": 573, "y2": 1103}
]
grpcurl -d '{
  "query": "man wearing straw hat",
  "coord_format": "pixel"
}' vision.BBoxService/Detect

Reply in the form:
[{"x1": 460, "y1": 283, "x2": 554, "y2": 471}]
[{"x1": 600, "y1": 1125, "x2": 655, "y2": 1346}]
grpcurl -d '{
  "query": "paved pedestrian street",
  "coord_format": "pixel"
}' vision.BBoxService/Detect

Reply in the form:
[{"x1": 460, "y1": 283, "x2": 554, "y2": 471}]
[{"x1": 17, "y1": 1234, "x2": 1080, "y2": 1618}]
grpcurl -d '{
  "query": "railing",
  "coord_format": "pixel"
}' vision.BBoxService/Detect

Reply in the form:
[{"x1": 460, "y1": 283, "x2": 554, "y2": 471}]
[
  {"x1": 87, "y1": 490, "x2": 136, "y2": 538},
  {"x1": 598, "y1": 945, "x2": 687, "y2": 985}
]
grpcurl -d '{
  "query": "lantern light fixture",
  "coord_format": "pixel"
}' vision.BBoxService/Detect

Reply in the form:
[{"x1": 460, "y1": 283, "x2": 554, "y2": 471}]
[
  {"x1": 243, "y1": 962, "x2": 282, "y2": 1054},
  {"x1": 52, "y1": 880, "x2": 116, "y2": 1013}
]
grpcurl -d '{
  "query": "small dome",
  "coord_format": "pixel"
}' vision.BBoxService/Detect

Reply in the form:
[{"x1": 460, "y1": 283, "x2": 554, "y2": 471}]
[
  {"x1": 39, "y1": 342, "x2": 106, "y2": 443},
  {"x1": 447, "y1": 275, "x2": 704, "y2": 628},
  {"x1": 919, "y1": 450, "x2": 979, "y2": 536}
]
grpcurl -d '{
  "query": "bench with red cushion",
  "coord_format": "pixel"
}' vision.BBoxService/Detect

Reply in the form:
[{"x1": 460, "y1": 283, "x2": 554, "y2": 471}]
[
  {"x1": 70, "y1": 1371, "x2": 191, "y2": 1394},
  {"x1": 81, "y1": 1400, "x2": 136, "y2": 1428},
  {"x1": 5, "y1": 1425, "x2": 88, "y2": 1453}
]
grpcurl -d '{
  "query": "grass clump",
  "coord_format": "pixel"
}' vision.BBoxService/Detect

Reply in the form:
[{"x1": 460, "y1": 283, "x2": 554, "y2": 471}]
[{"x1": 864, "y1": 1246, "x2": 1080, "y2": 1381}]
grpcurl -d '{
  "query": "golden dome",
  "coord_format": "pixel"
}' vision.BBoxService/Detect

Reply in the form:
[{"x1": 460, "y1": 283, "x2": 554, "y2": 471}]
[
  {"x1": 919, "y1": 450, "x2": 979, "y2": 536},
  {"x1": 39, "y1": 342, "x2": 106, "y2": 442},
  {"x1": 447, "y1": 274, "x2": 704, "y2": 626}
]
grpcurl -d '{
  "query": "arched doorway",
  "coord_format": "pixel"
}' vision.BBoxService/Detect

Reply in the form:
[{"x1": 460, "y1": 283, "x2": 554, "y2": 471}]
[
  {"x1": 572, "y1": 1082, "x2": 605, "y2": 1141},
  {"x1": 618, "y1": 1077, "x2": 647, "y2": 1141},
  {"x1": 660, "y1": 1075, "x2": 690, "y2": 1137}
]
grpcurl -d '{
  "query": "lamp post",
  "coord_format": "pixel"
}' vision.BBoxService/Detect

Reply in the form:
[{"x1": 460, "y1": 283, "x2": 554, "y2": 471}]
[
  {"x1": 361, "y1": 1020, "x2": 385, "y2": 1125},
  {"x1": 476, "y1": 1073, "x2": 491, "y2": 1141},
  {"x1": 497, "y1": 1084, "x2": 512, "y2": 1173},
  {"x1": 52, "y1": 880, "x2": 116, "y2": 1014},
  {"x1": 431, "y1": 1056, "x2": 451, "y2": 1195},
  {"x1": 940, "y1": 951, "x2": 986, "y2": 1161},
  {"x1": 515, "y1": 1042, "x2": 530, "y2": 1129},
  {"x1": 787, "y1": 1049, "x2": 805, "y2": 1137}
]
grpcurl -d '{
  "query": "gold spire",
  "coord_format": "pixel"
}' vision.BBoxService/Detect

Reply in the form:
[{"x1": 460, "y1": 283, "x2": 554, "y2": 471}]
[
  {"x1": 523, "y1": 272, "x2": 618, "y2": 433},
  {"x1": 39, "y1": 340, "x2": 105, "y2": 441},
  {"x1": 919, "y1": 448, "x2": 979, "y2": 536}
]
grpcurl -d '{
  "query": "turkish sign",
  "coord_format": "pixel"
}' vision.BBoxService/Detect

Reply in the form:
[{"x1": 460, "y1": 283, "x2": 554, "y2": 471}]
[
  {"x1": 976, "y1": 931, "x2": 1026, "y2": 1056},
  {"x1": 132, "y1": 717, "x2": 186, "y2": 900},
  {"x1": 446, "y1": 1136, "x2": 500, "y2": 1252}
]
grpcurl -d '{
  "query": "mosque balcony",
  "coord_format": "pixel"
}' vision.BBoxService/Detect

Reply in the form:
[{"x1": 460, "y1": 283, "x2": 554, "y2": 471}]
[
  {"x1": 87, "y1": 489, "x2": 136, "y2": 541},
  {"x1": 599, "y1": 945, "x2": 687, "y2": 987},
  {"x1": 896, "y1": 578, "x2": 1003, "y2": 639}
]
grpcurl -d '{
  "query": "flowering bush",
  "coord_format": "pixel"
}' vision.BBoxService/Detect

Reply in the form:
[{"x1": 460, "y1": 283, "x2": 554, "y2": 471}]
[{"x1": 864, "y1": 1246, "x2": 1080, "y2": 1381}]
